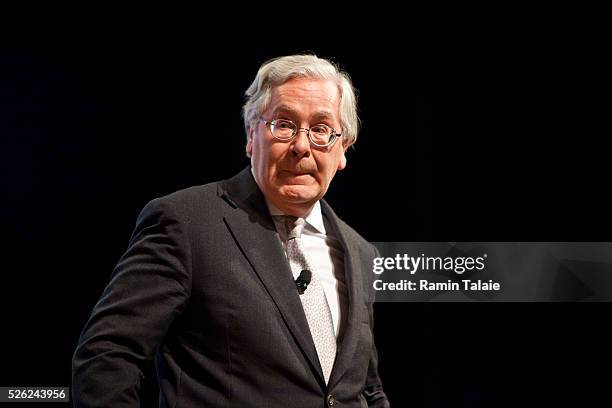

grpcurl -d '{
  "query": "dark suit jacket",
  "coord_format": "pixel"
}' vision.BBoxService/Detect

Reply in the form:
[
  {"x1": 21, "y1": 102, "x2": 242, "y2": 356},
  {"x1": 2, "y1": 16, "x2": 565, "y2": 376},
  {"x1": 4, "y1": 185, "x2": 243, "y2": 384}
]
[{"x1": 72, "y1": 167, "x2": 389, "y2": 407}]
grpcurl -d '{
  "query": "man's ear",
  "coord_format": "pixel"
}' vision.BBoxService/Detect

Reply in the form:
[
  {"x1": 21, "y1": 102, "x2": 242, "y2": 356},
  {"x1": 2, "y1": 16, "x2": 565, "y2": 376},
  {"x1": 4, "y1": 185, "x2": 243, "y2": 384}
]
[
  {"x1": 246, "y1": 127, "x2": 253, "y2": 158},
  {"x1": 337, "y1": 144, "x2": 348, "y2": 171}
]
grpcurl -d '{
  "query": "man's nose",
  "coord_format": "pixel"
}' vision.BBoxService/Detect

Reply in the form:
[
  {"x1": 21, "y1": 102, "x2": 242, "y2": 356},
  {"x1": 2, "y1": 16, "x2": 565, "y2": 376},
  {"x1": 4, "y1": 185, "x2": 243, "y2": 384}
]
[{"x1": 290, "y1": 128, "x2": 311, "y2": 159}]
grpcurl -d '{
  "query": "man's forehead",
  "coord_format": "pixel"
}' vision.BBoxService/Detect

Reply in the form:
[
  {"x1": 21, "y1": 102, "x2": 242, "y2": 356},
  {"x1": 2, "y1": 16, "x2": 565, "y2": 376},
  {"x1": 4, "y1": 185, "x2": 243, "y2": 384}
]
[
  {"x1": 267, "y1": 78, "x2": 340, "y2": 118},
  {"x1": 272, "y1": 78, "x2": 338, "y2": 100}
]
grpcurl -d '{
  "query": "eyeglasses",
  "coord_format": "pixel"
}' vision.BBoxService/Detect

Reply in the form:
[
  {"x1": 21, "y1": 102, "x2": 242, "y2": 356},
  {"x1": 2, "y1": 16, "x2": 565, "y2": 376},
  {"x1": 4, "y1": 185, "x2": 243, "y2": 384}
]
[{"x1": 260, "y1": 117, "x2": 341, "y2": 148}]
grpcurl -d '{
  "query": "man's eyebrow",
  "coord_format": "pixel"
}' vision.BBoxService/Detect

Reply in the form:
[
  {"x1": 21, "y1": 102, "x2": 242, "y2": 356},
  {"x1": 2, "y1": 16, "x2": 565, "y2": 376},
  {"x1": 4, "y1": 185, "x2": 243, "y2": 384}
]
[
  {"x1": 271, "y1": 105, "x2": 300, "y2": 116},
  {"x1": 311, "y1": 111, "x2": 335, "y2": 121}
]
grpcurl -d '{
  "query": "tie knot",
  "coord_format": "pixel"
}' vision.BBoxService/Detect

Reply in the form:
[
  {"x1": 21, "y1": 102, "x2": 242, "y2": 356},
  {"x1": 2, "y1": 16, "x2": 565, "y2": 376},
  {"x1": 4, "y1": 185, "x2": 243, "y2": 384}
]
[{"x1": 282, "y1": 216, "x2": 305, "y2": 240}]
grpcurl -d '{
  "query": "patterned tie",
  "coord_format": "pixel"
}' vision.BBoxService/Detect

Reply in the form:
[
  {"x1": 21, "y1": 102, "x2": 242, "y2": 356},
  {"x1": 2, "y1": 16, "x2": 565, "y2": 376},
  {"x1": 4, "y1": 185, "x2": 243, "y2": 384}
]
[{"x1": 280, "y1": 216, "x2": 337, "y2": 384}]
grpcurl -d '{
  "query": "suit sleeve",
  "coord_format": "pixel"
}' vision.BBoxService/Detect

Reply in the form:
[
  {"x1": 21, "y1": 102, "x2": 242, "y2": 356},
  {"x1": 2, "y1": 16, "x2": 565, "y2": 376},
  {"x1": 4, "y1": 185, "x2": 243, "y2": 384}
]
[
  {"x1": 363, "y1": 245, "x2": 391, "y2": 408},
  {"x1": 72, "y1": 198, "x2": 192, "y2": 407}
]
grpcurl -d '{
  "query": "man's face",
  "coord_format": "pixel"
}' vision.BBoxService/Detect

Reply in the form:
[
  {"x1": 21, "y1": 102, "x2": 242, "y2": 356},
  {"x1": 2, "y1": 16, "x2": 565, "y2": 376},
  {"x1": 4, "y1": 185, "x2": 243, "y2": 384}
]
[{"x1": 247, "y1": 77, "x2": 348, "y2": 217}]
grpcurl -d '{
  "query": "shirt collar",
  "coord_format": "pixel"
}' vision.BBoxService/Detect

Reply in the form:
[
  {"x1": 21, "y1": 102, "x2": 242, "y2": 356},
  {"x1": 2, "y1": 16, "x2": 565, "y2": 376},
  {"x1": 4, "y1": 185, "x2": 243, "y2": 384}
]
[{"x1": 266, "y1": 199, "x2": 326, "y2": 235}]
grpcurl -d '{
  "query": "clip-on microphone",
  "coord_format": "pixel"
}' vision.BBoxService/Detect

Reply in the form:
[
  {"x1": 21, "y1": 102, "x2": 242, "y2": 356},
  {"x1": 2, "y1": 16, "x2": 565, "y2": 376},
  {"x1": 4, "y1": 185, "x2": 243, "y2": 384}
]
[{"x1": 295, "y1": 270, "x2": 312, "y2": 295}]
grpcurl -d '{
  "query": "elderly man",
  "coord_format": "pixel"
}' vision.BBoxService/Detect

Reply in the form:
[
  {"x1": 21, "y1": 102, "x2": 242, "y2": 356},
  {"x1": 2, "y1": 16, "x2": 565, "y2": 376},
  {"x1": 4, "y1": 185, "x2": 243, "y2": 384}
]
[{"x1": 73, "y1": 55, "x2": 390, "y2": 407}]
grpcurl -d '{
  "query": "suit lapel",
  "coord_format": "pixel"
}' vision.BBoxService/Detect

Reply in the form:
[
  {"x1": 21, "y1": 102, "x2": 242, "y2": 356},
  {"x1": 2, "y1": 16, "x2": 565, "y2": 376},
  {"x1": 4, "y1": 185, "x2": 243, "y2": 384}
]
[
  {"x1": 218, "y1": 167, "x2": 326, "y2": 386},
  {"x1": 320, "y1": 200, "x2": 365, "y2": 390}
]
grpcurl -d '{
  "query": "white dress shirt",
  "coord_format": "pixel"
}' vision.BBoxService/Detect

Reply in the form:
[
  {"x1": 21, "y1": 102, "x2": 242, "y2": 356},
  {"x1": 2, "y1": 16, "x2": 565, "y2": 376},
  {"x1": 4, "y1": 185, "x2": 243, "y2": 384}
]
[{"x1": 266, "y1": 200, "x2": 347, "y2": 339}]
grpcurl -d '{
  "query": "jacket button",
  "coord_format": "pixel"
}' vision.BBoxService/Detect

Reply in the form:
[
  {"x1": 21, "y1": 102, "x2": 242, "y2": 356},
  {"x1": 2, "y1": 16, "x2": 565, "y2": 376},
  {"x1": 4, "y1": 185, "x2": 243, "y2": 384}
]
[{"x1": 327, "y1": 394, "x2": 338, "y2": 406}]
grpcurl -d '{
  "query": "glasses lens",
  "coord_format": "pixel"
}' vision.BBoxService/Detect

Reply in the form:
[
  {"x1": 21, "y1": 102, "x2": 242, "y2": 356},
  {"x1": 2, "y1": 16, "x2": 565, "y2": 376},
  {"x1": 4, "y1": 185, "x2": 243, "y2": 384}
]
[
  {"x1": 270, "y1": 119, "x2": 295, "y2": 140},
  {"x1": 309, "y1": 124, "x2": 334, "y2": 146}
]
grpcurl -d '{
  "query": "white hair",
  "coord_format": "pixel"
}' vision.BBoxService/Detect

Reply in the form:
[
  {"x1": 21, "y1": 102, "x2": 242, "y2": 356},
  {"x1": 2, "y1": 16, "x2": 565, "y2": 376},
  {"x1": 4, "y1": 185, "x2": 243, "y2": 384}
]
[{"x1": 242, "y1": 54, "x2": 359, "y2": 147}]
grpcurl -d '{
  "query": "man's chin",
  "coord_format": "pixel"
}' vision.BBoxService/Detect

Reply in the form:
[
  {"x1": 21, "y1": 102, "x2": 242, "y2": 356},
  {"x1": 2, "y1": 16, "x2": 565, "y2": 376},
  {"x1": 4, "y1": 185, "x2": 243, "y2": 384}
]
[{"x1": 278, "y1": 185, "x2": 320, "y2": 204}]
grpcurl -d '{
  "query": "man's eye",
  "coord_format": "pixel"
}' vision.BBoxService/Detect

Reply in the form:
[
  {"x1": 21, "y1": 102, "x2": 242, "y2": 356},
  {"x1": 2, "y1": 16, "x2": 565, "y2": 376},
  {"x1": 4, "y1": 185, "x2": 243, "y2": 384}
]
[
  {"x1": 311, "y1": 125, "x2": 330, "y2": 135},
  {"x1": 276, "y1": 121, "x2": 293, "y2": 129}
]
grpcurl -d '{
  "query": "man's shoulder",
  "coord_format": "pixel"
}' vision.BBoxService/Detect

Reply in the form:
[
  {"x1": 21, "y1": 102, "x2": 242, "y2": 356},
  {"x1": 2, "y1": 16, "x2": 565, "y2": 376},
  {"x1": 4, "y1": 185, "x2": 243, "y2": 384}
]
[
  {"x1": 322, "y1": 201, "x2": 376, "y2": 255},
  {"x1": 156, "y1": 181, "x2": 220, "y2": 207},
  {"x1": 137, "y1": 178, "x2": 229, "y2": 224},
  {"x1": 339, "y1": 218, "x2": 376, "y2": 254}
]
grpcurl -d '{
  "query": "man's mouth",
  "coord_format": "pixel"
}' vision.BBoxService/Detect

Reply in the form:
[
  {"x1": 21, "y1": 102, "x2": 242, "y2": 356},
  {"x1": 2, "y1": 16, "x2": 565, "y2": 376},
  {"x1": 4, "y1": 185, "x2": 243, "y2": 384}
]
[
  {"x1": 280, "y1": 170, "x2": 314, "y2": 182},
  {"x1": 282, "y1": 168, "x2": 313, "y2": 176}
]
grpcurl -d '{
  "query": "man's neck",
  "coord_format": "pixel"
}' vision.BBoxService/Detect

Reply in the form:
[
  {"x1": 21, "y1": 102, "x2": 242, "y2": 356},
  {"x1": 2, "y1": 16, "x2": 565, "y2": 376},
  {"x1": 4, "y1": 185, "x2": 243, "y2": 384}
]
[{"x1": 265, "y1": 196, "x2": 315, "y2": 219}]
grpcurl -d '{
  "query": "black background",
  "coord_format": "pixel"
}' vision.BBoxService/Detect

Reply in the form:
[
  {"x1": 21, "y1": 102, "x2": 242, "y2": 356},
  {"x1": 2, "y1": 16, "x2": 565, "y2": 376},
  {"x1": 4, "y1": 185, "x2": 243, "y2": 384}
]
[{"x1": 2, "y1": 2, "x2": 610, "y2": 407}]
